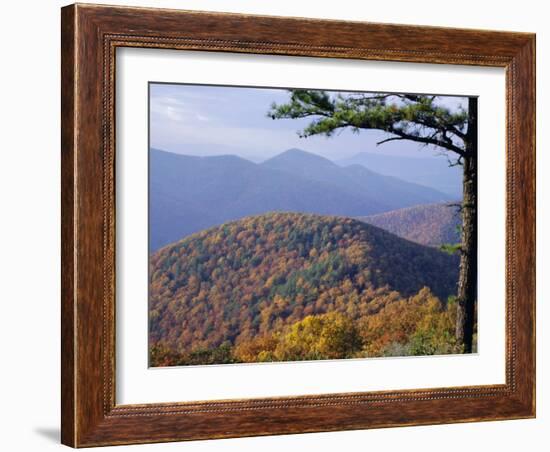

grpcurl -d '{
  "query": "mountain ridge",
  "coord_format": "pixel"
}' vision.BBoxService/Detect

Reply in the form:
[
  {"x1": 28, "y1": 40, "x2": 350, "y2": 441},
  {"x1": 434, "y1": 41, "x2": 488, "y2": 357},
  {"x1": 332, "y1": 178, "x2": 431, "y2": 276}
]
[
  {"x1": 262, "y1": 148, "x2": 451, "y2": 208},
  {"x1": 336, "y1": 151, "x2": 463, "y2": 197},
  {"x1": 149, "y1": 212, "x2": 459, "y2": 355},
  {"x1": 358, "y1": 202, "x2": 462, "y2": 247},
  {"x1": 150, "y1": 148, "x2": 454, "y2": 251}
]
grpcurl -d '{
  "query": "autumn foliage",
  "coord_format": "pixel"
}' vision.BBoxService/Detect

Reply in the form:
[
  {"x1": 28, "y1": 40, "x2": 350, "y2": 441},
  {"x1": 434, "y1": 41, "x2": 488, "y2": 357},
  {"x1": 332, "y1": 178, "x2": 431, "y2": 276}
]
[
  {"x1": 149, "y1": 212, "x2": 461, "y2": 366},
  {"x1": 358, "y1": 202, "x2": 461, "y2": 247}
]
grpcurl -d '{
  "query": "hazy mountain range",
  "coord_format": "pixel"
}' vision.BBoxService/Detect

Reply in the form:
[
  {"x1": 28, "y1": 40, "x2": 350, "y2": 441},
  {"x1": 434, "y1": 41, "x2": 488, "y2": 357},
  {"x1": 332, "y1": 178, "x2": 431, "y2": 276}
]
[
  {"x1": 150, "y1": 148, "x2": 455, "y2": 251},
  {"x1": 336, "y1": 152, "x2": 462, "y2": 197}
]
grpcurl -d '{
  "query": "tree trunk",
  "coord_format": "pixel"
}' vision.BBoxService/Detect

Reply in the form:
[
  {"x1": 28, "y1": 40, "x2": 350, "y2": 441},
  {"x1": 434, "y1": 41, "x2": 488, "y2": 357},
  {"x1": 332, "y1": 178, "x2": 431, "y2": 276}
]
[{"x1": 455, "y1": 98, "x2": 478, "y2": 353}]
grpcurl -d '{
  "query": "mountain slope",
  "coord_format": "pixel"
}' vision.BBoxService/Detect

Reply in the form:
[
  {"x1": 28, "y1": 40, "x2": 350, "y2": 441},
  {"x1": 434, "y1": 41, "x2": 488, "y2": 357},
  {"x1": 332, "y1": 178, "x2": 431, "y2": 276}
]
[
  {"x1": 357, "y1": 203, "x2": 462, "y2": 247},
  {"x1": 150, "y1": 148, "x2": 454, "y2": 251},
  {"x1": 149, "y1": 212, "x2": 459, "y2": 354},
  {"x1": 336, "y1": 152, "x2": 463, "y2": 197},
  {"x1": 262, "y1": 148, "x2": 451, "y2": 210},
  {"x1": 150, "y1": 149, "x2": 387, "y2": 250}
]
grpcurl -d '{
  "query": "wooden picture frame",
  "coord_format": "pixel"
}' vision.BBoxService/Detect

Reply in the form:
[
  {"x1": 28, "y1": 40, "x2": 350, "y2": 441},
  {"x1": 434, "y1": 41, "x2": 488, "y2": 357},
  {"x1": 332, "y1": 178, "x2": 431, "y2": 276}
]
[{"x1": 61, "y1": 3, "x2": 535, "y2": 447}]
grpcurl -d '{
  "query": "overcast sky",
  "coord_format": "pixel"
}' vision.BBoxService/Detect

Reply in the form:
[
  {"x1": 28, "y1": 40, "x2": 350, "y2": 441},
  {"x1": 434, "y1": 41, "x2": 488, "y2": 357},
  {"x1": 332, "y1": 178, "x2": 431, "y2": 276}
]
[{"x1": 149, "y1": 83, "x2": 468, "y2": 163}]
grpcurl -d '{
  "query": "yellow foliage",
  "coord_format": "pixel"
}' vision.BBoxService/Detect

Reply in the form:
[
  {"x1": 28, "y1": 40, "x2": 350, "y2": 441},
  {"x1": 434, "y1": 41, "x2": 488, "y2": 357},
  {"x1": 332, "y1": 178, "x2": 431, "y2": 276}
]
[{"x1": 273, "y1": 312, "x2": 361, "y2": 361}]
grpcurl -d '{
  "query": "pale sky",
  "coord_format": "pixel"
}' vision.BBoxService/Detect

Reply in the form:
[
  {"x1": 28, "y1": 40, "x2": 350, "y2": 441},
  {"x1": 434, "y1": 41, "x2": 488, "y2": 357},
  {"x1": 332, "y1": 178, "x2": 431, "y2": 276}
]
[{"x1": 149, "y1": 83, "x2": 468, "y2": 163}]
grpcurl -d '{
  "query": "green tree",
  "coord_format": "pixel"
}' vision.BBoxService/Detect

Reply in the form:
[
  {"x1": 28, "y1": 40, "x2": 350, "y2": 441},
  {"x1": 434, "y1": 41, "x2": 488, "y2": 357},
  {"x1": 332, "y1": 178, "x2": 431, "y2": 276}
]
[{"x1": 269, "y1": 91, "x2": 477, "y2": 352}]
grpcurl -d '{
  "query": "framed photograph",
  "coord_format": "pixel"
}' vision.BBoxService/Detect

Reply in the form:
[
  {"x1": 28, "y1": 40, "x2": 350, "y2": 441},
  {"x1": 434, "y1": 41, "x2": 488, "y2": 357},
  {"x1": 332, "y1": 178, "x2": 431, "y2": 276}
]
[{"x1": 61, "y1": 3, "x2": 535, "y2": 447}]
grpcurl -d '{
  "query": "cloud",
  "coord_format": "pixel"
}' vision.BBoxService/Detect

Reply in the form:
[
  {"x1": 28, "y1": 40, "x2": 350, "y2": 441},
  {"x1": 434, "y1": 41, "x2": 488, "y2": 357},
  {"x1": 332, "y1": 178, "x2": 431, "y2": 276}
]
[
  {"x1": 196, "y1": 114, "x2": 210, "y2": 122},
  {"x1": 150, "y1": 96, "x2": 185, "y2": 121},
  {"x1": 149, "y1": 83, "x2": 468, "y2": 162}
]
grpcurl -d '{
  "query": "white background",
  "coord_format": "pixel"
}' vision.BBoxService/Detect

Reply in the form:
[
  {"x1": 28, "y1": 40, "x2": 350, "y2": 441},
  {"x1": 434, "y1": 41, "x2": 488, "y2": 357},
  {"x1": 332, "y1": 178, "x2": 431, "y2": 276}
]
[
  {"x1": 117, "y1": 49, "x2": 506, "y2": 404},
  {"x1": 0, "y1": 0, "x2": 546, "y2": 451}
]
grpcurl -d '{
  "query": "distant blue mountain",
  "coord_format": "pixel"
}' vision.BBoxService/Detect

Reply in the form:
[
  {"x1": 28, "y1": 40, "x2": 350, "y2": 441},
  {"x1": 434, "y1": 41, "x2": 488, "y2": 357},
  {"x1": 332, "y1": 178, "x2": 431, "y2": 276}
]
[
  {"x1": 336, "y1": 152, "x2": 462, "y2": 197},
  {"x1": 149, "y1": 148, "x2": 453, "y2": 251},
  {"x1": 263, "y1": 149, "x2": 451, "y2": 210}
]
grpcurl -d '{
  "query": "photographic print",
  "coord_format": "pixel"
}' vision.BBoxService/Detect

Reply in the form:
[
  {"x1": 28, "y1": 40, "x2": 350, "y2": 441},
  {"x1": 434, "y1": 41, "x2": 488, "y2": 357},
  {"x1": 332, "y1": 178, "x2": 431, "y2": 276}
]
[{"x1": 148, "y1": 83, "x2": 477, "y2": 367}]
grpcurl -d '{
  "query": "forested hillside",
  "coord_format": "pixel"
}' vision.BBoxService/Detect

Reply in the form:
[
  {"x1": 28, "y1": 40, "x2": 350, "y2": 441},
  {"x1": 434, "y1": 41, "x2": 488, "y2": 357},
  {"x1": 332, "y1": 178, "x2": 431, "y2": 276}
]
[
  {"x1": 358, "y1": 203, "x2": 461, "y2": 247},
  {"x1": 149, "y1": 212, "x2": 460, "y2": 365}
]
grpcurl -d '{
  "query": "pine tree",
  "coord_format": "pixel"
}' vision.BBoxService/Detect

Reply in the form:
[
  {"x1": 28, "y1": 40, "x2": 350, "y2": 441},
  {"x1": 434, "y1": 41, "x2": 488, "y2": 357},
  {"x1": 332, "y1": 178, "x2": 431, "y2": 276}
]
[{"x1": 269, "y1": 91, "x2": 477, "y2": 352}]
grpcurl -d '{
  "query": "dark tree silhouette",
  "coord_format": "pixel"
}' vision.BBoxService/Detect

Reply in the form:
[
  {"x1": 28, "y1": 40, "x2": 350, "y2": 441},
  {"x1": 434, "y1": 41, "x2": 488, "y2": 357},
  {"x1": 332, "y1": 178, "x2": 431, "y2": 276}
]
[{"x1": 268, "y1": 91, "x2": 477, "y2": 352}]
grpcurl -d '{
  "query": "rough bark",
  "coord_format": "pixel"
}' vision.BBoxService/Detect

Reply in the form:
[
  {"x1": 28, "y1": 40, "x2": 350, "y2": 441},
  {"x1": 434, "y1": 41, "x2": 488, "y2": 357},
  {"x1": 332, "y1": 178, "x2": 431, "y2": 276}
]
[{"x1": 455, "y1": 98, "x2": 478, "y2": 352}]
